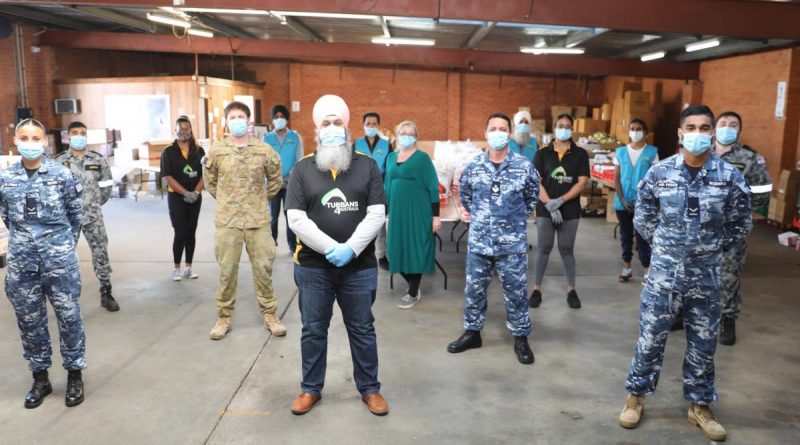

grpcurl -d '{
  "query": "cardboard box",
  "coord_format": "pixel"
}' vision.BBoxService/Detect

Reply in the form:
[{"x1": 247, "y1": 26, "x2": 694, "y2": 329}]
[
  {"x1": 623, "y1": 91, "x2": 651, "y2": 114},
  {"x1": 592, "y1": 108, "x2": 601, "y2": 120},
  {"x1": 620, "y1": 82, "x2": 642, "y2": 98},
  {"x1": 575, "y1": 119, "x2": 610, "y2": 134},
  {"x1": 769, "y1": 196, "x2": 796, "y2": 226},
  {"x1": 776, "y1": 169, "x2": 800, "y2": 197},
  {"x1": 551, "y1": 105, "x2": 573, "y2": 122},
  {"x1": 601, "y1": 103, "x2": 612, "y2": 120},
  {"x1": 777, "y1": 231, "x2": 799, "y2": 247},
  {"x1": 531, "y1": 119, "x2": 547, "y2": 134},
  {"x1": 573, "y1": 106, "x2": 588, "y2": 119}
]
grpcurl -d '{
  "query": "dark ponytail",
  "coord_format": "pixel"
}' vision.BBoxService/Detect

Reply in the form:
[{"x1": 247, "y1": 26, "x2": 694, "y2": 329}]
[{"x1": 175, "y1": 115, "x2": 199, "y2": 157}]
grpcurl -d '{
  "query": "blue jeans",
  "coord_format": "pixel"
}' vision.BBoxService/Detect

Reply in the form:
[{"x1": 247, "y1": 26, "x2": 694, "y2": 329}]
[
  {"x1": 617, "y1": 210, "x2": 651, "y2": 267},
  {"x1": 270, "y1": 188, "x2": 297, "y2": 252},
  {"x1": 295, "y1": 265, "x2": 380, "y2": 396}
]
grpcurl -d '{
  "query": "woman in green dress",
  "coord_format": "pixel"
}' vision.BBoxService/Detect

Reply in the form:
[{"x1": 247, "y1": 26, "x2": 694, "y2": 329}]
[{"x1": 385, "y1": 121, "x2": 442, "y2": 309}]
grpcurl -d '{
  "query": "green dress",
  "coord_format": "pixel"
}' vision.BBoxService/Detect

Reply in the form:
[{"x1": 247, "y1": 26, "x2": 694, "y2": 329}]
[{"x1": 385, "y1": 149, "x2": 440, "y2": 275}]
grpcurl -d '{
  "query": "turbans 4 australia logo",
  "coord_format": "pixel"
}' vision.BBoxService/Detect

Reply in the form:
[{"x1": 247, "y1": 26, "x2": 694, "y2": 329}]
[
  {"x1": 183, "y1": 164, "x2": 198, "y2": 178},
  {"x1": 550, "y1": 166, "x2": 574, "y2": 185},
  {"x1": 321, "y1": 188, "x2": 359, "y2": 214}
]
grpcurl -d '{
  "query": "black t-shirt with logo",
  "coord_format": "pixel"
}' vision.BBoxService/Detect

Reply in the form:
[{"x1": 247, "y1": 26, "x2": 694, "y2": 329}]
[
  {"x1": 533, "y1": 141, "x2": 590, "y2": 221},
  {"x1": 286, "y1": 152, "x2": 386, "y2": 270},
  {"x1": 160, "y1": 142, "x2": 205, "y2": 193}
]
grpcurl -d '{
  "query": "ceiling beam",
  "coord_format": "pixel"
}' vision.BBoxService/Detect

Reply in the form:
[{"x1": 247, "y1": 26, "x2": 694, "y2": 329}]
[
  {"x1": 73, "y1": 5, "x2": 152, "y2": 32},
  {"x1": 37, "y1": 30, "x2": 699, "y2": 79},
  {"x1": 282, "y1": 16, "x2": 323, "y2": 42},
  {"x1": 0, "y1": 5, "x2": 95, "y2": 31},
  {"x1": 9, "y1": 0, "x2": 800, "y2": 40},
  {"x1": 192, "y1": 13, "x2": 255, "y2": 39},
  {"x1": 462, "y1": 21, "x2": 495, "y2": 49}
]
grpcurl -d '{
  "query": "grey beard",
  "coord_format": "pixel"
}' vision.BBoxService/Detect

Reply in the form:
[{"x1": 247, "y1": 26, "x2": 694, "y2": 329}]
[
  {"x1": 513, "y1": 132, "x2": 531, "y2": 146},
  {"x1": 315, "y1": 144, "x2": 352, "y2": 172}
]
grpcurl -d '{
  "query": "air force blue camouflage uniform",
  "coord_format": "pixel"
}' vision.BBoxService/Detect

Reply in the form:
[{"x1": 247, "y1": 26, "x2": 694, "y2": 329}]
[
  {"x1": 625, "y1": 153, "x2": 751, "y2": 404},
  {"x1": 459, "y1": 150, "x2": 539, "y2": 336},
  {"x1": 0, "y1": 159, "x2": 86, "y2": 372}
]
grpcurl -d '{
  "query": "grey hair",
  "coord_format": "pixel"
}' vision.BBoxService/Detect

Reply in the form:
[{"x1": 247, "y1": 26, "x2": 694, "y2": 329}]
[{"x1": 395, "y1": 120, "x2": 418, "y2": 138}]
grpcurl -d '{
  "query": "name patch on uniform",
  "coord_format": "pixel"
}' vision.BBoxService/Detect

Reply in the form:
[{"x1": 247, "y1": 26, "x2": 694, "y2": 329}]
[
  {"x1": 707, "y1": 180, "x2": 730, "y2": 187},
  {"x1": 85, "y1": 164, "x2": 101, "y2": 171},
  {"x1": 507, "y1": 168, "x2": 527, "y2": 174},
  {"x1": 46, "y1": 179, "x2": 62, "y2": 186},
  {"x1": 656, "y1": 180, "x2": 678, "y2": 188}
]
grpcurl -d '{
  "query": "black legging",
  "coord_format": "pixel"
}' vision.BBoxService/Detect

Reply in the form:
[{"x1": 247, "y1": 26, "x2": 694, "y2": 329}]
[
  {"x1": 400, "y1": 273, "x2": 422, "y2": 297},
  {"x1": 168, "y1": 192, "x2": 202, "y2": 265}
]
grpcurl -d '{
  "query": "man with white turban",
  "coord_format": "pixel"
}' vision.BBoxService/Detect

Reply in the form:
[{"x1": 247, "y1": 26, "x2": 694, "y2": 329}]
[
  {"x1": 509, "y1": 110, "x2": 539, "y2": 161},
  {"x1": 286, "y1": 94, "x2": 389, "y2": 416}
]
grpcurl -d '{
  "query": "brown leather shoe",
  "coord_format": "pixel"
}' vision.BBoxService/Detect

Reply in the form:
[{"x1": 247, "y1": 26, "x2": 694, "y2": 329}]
[
  {"x1": 290, "y1": 392, "x2": 320, "y2": 415},
  {"x1": 361, "y1": 392, "x2": 389, "y2": 416}
]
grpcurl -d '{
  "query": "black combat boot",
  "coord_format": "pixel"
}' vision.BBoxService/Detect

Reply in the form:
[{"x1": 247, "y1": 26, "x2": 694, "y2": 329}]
[
  {"x1": 100, "y1": 284, "x2": 120, "y2": 312},
  {"x1": 25, "y1": 370, "x2": 52, "y2": 409},
  {"x1": 65, "y1": 370, "x2": 85, "y2": 407},
  {"x1": 447, "y1": 330, "x2": 482, "y2": 353},
  {"x1": 514, "y1": 336, "x2": 534, "y2": 364},
  {"x1": 719, "y1": 316, "x2": 736, "y2": 346}
]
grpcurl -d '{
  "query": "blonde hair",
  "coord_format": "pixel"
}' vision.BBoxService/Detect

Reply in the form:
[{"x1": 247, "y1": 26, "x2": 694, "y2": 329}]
[{"x1": 395, "y1": 120, "x2": 418, "y2": 138}]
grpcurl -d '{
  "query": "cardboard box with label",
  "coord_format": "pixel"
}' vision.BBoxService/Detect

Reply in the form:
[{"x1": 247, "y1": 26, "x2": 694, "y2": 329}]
[
  {"x1": 551, "y1": 105, "x2": 573, "y2": 123},
  {"x1": 575, "y1": 119, "x2": 611, "y2": 134},
  {"x1": 573, "y1": 106, "x2": 588, "y2": 119},
  {"x1": 623, "y1": 91, "x2": 651, "y2": 114}
]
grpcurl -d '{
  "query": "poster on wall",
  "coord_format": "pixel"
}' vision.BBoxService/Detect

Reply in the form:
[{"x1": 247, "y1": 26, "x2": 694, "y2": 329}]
[
  {"x1": 775, "y1": 81, "x2": 787, "y2": 120},
  {"x1": 104, "y1": 94, "x2": 171, "y2": 147}
]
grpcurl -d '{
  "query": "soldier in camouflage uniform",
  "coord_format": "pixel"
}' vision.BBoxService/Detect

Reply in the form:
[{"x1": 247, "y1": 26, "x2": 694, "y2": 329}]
[
  {"x1": 619, "y1": 106, "x2": 752, "y2": 442},
  {"x1": 1, "y1": 119, "x2": 87, "y2": 408},
  {"x1": 447, "y1": 113, "x2": 539, "y2": 365},
  {"x1": 714, "y1": 111, "x2": 772, "y2": 345},
  {"x1": 203, "y1": 101, "x2": 286, "y2": 340},
  {"x1": 54, "y1": 121, "x2": 119, "y2": 312}
]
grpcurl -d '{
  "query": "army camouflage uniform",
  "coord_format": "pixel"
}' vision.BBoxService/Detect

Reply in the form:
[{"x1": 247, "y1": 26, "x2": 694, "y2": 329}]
[
  {"x1": 625, "y1": 153, "x2": 751, "y2": 403},
  {"x1": 203, "y1": 136, "x2": 283, "y2": 318},
  {"x1": 53, "y1": 150, "x2": 114, "y2": 288},
  {"x1": 0, "y1": 159, "x2": 86, "y2": 372},
  {"x1": 459, "y1": 151, "x2": 539, "y2": 336},
  {"x1": 717, "y1": 143, "x2": 771, "y2": 319}
]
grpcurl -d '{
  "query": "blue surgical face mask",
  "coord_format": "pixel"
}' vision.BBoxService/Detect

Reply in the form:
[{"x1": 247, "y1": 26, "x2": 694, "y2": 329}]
[
  {"x1": 273, "y1": 117, "x2": 287, "y2": 131},
  {"x1": 398, "y1": 134, "x2": 416, "y2": 149},
  {"x1": 228, "y1": 118, "x2": 249, "y2": 137},
  {"x1": 17, "y1": 141, "x2": 45, "y2": 160},
  {"x1": 515, "y1": 123, "x2": 531, "y2": 134},
  {"x1": 319, "y1": 125, "x2": 347, "y2": 146},
  {"x1": 487, "y1": 131, "x2": 510, "y2": 150},
  {"x1": 682, "y1": 132, "x2": 713, "y2": 155},
  {"x1": 715, "y1": 126, "x2": 738, "y2": 145},
  {"x1": 364, "y1": 126, "x2": 379, "y2": 138},
  {"x1": 555, "y1": 128, "x2": 572, "y2": 141},
  {"x1": 70, "y1": 135, "x2": 88, "y2": 150}
]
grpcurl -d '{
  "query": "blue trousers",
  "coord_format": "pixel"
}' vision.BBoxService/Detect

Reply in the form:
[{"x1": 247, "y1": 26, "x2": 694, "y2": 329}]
[
  {"x1": 295, "y1": 265, "x2": 380, "y2": 395},
  {"x1": 464, "y1": 252, "x2": 532, "y2": 337}
]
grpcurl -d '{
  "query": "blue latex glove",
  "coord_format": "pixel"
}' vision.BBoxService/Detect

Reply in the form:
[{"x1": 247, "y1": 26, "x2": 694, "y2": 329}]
[
  {"x1": 544, "y1": 196, "x2": 565, "y2": 213},
  {"x1": 324, "y1": 243, "x2": 355, "y2": 267},
  {"x1": 550, "y1": 209, "x2": 563, "y2": 226}
]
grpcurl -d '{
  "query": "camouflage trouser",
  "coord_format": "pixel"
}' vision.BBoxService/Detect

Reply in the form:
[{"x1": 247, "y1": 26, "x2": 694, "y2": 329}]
[
  {"x1": 625, "y1": 267, "x2": 721, "y2": 404},
  {"x1": 214, "y1": 225, "x2": 277, "y2": 318},
  {"x1": 464, "y1": 252, "x2": 532, "y2": 336},
  {"x1": 82, "y1": 218, "x2": 112, "y2": 286},
  {"x1": 5, "y1": 260, "x2": 87, "y2": 372},
  {"x1": 720, "y1": 239, "x2": 747, "y2": 319}
]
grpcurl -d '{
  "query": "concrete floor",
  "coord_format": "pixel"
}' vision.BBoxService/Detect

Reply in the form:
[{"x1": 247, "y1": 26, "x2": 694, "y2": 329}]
[{"x1": 0, "y1": 191, "x2": 798, "y2": 444}]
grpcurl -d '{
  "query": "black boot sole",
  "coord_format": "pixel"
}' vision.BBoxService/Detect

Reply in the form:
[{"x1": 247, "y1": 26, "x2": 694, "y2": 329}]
[
  {"x1": 447, "y1": 340, "x2": 482, "y2": 353},
  {"x1": 65, "y1": 396, "x2": 84, "y2": 407},
  {"x1": 24, "y1": 385, "x2": 52, "y2": 409}
]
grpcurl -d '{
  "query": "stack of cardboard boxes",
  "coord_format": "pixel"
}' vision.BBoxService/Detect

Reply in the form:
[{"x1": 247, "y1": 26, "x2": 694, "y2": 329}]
[{"x1": 769, "y1": 169, "x2": 800, "y2": 226}]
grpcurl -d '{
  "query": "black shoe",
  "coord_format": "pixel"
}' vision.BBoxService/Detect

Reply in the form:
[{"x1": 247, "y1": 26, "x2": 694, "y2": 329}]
[
  {"x1": 529, "y1": 290, "x2": 542, "y2": 308},
  {"x1": 567, "y1": 290, "x2": 581, "y2": 309},
  {"x1": 378, "y1": 257, "x2": 390, "y2": 271},
  {"x1": 24, "y1": 370, "x2": 52, "y2": 409},
  {"x1": 514, "y1": 336, "x2": 534, "y2": 364},
  {"x1": 65, "y1": 370, "x2": 84, "y2": 407},
  {"x1": 100, "y1": 284, "x2": 120, "y2": 312},
  {"x1": 719, "y1": 316, "x2": 736, "y2": 346},
  {"x1": 670, "y1": 313, "x2": 684, "y2": 331},
  {"x1": 447, "y1": 330, "x2": 482, "y2": 353}
]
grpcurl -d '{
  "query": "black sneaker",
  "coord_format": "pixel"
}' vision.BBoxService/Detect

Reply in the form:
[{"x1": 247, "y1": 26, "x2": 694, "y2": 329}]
[
  {"x1": 447, "y1": 330, "x2": 482, "y2": 353},
  {"x1": 529, "y1": 289, "x2": 542, "y2": 308},
  {"x1": 719, "y1": 316, "x2": 736, "y2": 345},
  {"x1": 567, "y1": 290, "x2": 581, "y2": 309},
  {"x1": 378, "y1": 257, "x2": 390, "y2": 271}
]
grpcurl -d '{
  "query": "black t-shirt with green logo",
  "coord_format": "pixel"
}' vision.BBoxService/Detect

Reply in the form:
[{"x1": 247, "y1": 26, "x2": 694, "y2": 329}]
[
  {"x1": 286, "y1": 152, "x2": 386, "y2": 270},
  {"x1": 533, "y1": 141, "x2": 590, "y2": 221},
  {"x1": 160, "y1": 142, "x2": 205, "y2": 193}
]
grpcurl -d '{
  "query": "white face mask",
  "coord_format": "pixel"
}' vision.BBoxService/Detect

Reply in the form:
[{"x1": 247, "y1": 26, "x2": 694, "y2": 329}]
[{"x1": 629, "y1": 130, "x2": 645, "y2": 143}]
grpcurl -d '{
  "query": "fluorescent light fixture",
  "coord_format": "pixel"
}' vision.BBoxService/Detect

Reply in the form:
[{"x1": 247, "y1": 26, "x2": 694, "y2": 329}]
[
  {"x1": 685, "y1": 38, "x2": 720, "y2": 53},
  {"x1": 438, "y1": 19, "x2": 487, "y2": 26},
  {"x1": 188, "y1": 29, "x2": 214, "y2": 38},
  {"x1": 384, "y1": 16, "x2": 434, "y2": 23},
  {"x1": 640, "y1": 51, "x2": 666, "y2": 62},
  {"x1": 520, "y1": 47, "x2": 585, "y2": 55},
  {"x1": 270, "y1": 11, "x2": 378, "y2": 20},
  {"x1": 372, "y1": 37, "x2": 435, "y2": 46},
  {"x1": 176, "y1": 8, "x2": 270, "y2": 15},
  {"x1": 524, "y1": 27, "x2": 569, "y2": 36},
  {"x1": 147, "y1": 13, "x2": 191, "y2": 28}
]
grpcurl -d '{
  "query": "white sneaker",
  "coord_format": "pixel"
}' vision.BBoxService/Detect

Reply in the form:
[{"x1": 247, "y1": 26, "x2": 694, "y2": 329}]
[
  {"x1": 398, "y1": 291, "x2": 421, "y2": 309},
  {"x1": 172, "y1": 269, "x2": 183, "y2": 281},
  {"x1": 183, "y1": 267, "x2": 199, "y2": 279}
]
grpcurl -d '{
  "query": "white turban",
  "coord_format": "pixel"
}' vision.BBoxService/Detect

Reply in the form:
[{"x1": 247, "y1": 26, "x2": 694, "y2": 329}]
[
  {"x1": 514, "y1": 110, "x2": 532, "y2": 126},
  {"x1": 312, "y1": 94, "x2": 350, "y2": 129}
]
